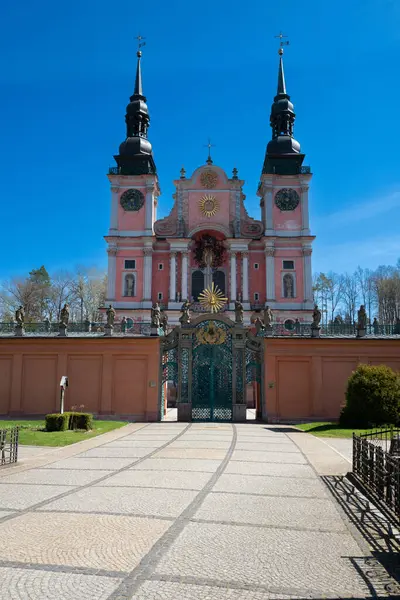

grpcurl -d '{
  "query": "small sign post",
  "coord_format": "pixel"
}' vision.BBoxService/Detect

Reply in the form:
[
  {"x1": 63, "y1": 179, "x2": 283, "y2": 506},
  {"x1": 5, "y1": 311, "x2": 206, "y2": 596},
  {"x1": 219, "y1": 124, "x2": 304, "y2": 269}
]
[{"x1": 59, "y1": 376, "x2": 69, "y2": 414}]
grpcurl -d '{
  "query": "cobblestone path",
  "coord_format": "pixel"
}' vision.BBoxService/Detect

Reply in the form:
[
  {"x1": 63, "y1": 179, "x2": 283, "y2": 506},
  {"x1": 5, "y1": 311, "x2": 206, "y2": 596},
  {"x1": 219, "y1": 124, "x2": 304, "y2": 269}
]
[{"x1": 0, "y1": 423, "x2": 374, "y2": 599}]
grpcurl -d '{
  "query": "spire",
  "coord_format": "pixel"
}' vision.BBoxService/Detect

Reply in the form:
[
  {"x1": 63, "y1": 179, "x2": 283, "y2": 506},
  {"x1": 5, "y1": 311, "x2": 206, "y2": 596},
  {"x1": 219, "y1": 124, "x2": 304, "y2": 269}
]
[
  {"x1": 262, "y1": 38, "x2": 305, "y2": 175},
  {"x1": 113, "y1": 44, "x2": 157, "y2": 176}
]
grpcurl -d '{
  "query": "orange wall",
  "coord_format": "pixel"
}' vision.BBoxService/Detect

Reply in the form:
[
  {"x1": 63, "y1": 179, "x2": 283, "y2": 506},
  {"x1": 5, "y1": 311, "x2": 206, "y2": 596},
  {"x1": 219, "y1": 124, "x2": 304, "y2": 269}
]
[
  {"x1": 264, "y1": 338, "x2": 400, "y2": 422},
  {"x1": 0, "y1": 338, "x2": 160, "y2": 420}
]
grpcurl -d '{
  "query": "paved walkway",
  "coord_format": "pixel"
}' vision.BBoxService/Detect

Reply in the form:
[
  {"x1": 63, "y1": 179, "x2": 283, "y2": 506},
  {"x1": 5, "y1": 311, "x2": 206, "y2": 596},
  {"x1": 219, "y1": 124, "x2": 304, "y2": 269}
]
[{"x1": 0, "y1": 422, "x2": 378, "y2": 599}]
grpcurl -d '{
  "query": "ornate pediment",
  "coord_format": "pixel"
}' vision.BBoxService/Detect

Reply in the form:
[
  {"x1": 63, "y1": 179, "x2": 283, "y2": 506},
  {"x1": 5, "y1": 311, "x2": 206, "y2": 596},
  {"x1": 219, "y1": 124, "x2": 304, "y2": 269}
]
[
  {"x1": 154, "y1": 215, "x2": 178, "y2": 237},
  {"x1": 240, "y1": 207, "x2": 264, "y2": 238}
]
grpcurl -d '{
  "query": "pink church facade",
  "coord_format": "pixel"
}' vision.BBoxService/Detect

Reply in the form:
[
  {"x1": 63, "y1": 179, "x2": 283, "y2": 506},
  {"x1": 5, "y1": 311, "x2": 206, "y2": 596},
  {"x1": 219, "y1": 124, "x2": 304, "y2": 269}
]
[{"x1": 104, "y1": 49, "x2": 315, "y2": 327}]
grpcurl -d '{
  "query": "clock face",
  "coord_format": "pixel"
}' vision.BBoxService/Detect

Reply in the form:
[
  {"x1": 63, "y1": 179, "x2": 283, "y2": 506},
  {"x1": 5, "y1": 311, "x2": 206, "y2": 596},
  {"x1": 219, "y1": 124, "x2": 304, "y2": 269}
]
[
  {"x1": 275, "y1": 188, "x2": 300, "y2": 211},
  {"x1": 120, "y1": 189, "x2": 144, "y2": 212}
]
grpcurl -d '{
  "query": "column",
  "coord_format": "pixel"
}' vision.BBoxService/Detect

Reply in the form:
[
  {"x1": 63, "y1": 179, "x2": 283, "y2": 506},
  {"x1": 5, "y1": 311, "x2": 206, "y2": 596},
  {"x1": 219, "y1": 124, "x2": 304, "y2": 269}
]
[
  {"x1": 264, "y1": 187, "x2": 273, "y2": 233},
  {"x1": 230, "y1": 251, "x2": 237, "y2": 303},
  {"x1": 242, "y1": 252, "x2": 249, "y2": 302},
  {"x1": 143, "y1": 248, "x2": 153, "y2": 302},
  {"x1": 106, "y1": 246, "x2": 117, "y2": 300},
  {"x1": 109, "y1": 187, "x2": 119, "y2": 232},
  {"x1": 301, "y1": 186, "x2": 310, "y2": 233},
  {"x1": 169, "y1": 252, "x2": 177, "y2": 302},
  {"x1": 265, "y1": 247, "x2": 275, "y2": 301},
  {"x1": 145, "y1": 186, "x2": 154, "y2": 233},
  {"x1": 303, "y1": 247, "x2": 313, "y2": 302},
  {"x1": 181, "y1": 251, "x2": 188, "y2": 301}
]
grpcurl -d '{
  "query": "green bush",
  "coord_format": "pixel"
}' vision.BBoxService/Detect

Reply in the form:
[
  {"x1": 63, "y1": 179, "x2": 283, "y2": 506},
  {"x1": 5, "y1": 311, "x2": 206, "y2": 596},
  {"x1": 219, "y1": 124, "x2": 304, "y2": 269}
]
[
  {"x1": 45, "y1": 413, "x2": 69, "y2": 432},
  {"x1": 45, "y1": 412, "x2": 93, "y2": 432},
  {"x1": 340, "y1": 364, "x2": 400, "y2": 427}
]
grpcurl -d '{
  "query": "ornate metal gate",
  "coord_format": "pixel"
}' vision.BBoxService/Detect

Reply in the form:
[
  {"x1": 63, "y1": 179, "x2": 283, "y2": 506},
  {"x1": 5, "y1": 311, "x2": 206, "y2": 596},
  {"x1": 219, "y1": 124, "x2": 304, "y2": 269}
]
[{"x1": 192, "y1": 320, "x2": 232, "y2": 421}]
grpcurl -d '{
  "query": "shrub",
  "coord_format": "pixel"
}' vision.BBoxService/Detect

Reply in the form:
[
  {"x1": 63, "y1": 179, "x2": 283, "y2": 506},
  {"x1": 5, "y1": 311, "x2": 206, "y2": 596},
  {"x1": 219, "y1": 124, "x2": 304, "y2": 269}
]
[
  {"x1": 45, "y1": 413, "x2": 69, "y2": 432},
  {"x1": 69, "y1": 412, "x2": 93, "y2": 431},
  {"x1": 340, "y1": 364, "x2": 400, "y2": 427}
]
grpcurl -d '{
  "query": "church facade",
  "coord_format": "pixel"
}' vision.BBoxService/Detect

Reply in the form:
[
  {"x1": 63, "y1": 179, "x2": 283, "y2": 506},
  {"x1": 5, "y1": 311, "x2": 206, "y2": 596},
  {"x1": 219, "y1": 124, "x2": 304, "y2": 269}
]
[{"x1": 105, "y1": 48, "x2": 315, "y2": 327}]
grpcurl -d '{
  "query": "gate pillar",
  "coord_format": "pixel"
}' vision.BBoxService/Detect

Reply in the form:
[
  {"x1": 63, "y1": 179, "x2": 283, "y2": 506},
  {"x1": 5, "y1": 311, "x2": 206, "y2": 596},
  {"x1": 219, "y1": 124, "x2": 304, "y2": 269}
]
[
  {"x1": 177, "y1": 327, "x2": 193, "y2": 422},
  {"x1": 232, "y1": 326, "x2": 247, "y2": 422}
]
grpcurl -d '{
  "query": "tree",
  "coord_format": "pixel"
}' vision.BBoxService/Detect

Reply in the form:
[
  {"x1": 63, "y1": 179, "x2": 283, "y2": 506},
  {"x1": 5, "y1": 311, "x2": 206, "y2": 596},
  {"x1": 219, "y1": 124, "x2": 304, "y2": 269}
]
[{"x1": 341, "y1": 272, "x2": 359, "y2": 324}]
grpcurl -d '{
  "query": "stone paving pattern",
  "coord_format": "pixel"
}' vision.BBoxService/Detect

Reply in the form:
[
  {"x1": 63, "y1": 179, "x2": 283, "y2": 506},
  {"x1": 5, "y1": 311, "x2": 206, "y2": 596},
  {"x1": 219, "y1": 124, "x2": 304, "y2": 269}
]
[{"x1": 0, "y1": 421, "x2": 377, "y2": 598}]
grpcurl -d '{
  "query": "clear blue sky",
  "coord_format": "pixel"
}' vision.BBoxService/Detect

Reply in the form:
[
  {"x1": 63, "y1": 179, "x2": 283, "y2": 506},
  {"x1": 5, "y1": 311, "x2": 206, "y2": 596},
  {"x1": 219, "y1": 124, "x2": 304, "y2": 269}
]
[{"x1": 0, "y1": 0, "x2": 399, "y2": 280}]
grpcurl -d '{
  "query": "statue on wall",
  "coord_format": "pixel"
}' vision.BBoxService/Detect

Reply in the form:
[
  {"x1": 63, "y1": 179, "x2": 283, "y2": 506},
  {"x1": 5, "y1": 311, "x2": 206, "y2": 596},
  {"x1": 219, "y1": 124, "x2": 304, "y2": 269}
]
[
  {"x1": 263, "y1": 305, "x2": 273, "y2": 328},
  {"x1": 179, "y1": 300, "x2": 191, "y2": 325},
  {"x1": 357, "y1": 305, "x2": 367, "y2": 330},
  {"x1": 15, "y1": 305, "x2": 25, "y2": 325},
  {"x1": 151, "y1": 302, "x2": 161, "y2": 328},
  {"x1": 372, "y1": 317, "x2": 379, "y2": 335},
  {"x1": 60, "y1": 303, "x2": 70, "y2": 325},
  {"x1": 283, "y1": 273, "x2": 294, "y2": 298},
  {"x1": 234, "y1": 300, "x2": 243, "y2": 324},
  {"x1": 120, "y1": 316, "x2": 127, "y2": 333},
  {"x1": 160, "y1": 311, "x2": 168, "y2": 334},
  {"x1": 312, "y1": 304, "x2": 322, "y2": 329},
  {"x1": 254, "y1": 317, "x2": 265, "y2": 334},
  {"x1": 125, "y1": 274, "x2": 134, "y2": 297},
  {"x1": 106, "y1": 304, "x2": 116, "y2": 327}
]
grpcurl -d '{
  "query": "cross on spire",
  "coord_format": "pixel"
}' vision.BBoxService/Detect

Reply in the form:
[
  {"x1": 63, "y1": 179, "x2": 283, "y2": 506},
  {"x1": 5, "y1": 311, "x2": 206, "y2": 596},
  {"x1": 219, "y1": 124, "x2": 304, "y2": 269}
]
[
  {"x1": 275, "y1": 31, "x2": 289, "y2": 55},
  {"x1": 204, "y1": 138, "x2": 215, "y2": 165},
  {"x1": 135, "y1": 34, "x2": 146, "y2": 57}
]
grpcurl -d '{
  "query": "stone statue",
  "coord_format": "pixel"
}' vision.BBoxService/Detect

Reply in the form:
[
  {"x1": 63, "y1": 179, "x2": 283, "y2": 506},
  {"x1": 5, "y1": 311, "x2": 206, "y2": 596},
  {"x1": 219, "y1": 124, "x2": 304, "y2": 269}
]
[
  {"x1": 284, "y1": 274, "x2": 294, "y2": 298},
  {"x1": 60, "y1": 303, "x2": 70, "y2": 325},
  {"x1": 394, "y1": 317, "x2": 400, "y2": 335},
  {"x1": 160, "y1": 311, "x2": 168, "y2": 334},
  {"x1": 372, "y1": 317, "x2": 379, "y2": 335},
  {"x1": 295, "y1": 318, "x2": 301, "y2": 334},
  {"x1": 234, "y1": 300, "x2": 243, "y2": 324},
  {"x1": 15, "y1": 305, "x2": 25, "y2": 325},
  {"x1": 151, "y1": 303, "x2": 161, "y2": 328},
  {"x1": 264, "y1": 305, "x2": 273, "y2": 328},
  {"x1": 44, "y1": 317, "x2": 51, "y2": 332},
  {"x1": 106, "y1": 304, "x2": 116, "y2": 327},
  {"x1": 312, "y1": 304, "x2": 322, "y2": 329},
  {"x1": 126, "y1": 276, "x2": 134, "y2": 297},
  {"x1": 357, "y1": 305, "x2": 367, "y2": 330},
  {"x1": 179, "y1": 300, "x2": 191, "y2": 325},
  {"x1": 254, "y1": 318, "x2": 265, "y2": 334},
  {"x1": 121, "y1": 316, "x2": 127, "y2": 333}
]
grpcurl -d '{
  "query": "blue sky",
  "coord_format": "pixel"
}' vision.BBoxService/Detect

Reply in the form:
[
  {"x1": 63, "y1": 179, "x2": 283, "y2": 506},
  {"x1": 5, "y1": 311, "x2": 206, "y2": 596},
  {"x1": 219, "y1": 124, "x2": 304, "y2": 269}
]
[{"x1": 0, "y1": 0, "x2": 399, "y2": 279}]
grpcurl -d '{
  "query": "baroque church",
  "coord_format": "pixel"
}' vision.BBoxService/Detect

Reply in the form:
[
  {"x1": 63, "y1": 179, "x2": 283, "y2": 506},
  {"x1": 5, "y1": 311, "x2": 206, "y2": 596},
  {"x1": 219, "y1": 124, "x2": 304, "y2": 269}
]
[{"x1": 105, "y1": 47, "x2": 315, "y2": 327}]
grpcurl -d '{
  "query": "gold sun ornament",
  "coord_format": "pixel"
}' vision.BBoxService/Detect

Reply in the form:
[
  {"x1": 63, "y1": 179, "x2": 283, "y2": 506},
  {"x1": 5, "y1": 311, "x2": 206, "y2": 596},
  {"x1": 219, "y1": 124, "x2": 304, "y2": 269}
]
[
  {"x1": 199, "y1": 194, "x2": 219, "y2": 218},
  {"x1": 198, "y1": 282, "x2": 228, "y2": 313}
]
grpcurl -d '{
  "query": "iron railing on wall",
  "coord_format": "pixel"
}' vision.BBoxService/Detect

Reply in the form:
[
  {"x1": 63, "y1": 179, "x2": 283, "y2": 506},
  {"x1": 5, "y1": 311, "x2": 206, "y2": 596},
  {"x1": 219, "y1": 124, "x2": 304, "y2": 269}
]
[
  {"x1": 0, "y1": 427, "x2": 19, "y2": 467},
  {"x1": 353, "y1": 429, "x2": 400, "y2": 525}
]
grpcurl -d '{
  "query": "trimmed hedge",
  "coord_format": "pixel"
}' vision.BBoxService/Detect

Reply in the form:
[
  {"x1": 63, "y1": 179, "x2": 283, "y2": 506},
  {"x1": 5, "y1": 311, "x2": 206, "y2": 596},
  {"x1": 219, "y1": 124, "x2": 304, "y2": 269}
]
[
  {"x1": 45, "y1": 412, "x2": 93, "y2": 432},
  {"x1": 340, "y1": 363, "x2": 400, "y2": 427}
]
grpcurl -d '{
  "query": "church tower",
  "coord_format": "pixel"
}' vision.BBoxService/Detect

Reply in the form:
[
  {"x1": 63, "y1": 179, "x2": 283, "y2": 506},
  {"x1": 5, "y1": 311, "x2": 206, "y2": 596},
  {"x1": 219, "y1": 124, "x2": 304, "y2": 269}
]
[
  {"x1": 257, "y1": 44, "x2": 315, "y2": 322},
  {"x1": 105, "y1": 49, "x2": 160, "y2": 309}
]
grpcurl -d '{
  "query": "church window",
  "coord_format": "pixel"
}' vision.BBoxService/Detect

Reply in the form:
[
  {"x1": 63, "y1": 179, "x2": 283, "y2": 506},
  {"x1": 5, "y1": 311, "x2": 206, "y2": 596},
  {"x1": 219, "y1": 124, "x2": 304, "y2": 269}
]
[
  {"x1": 284, "y1": 319, "x2": 295, "y2": 331},
  {"x1": 283, "y1": 260, "x2": 294, "y2": 270},
  {"x1": 254, "y1": 292, "x2": 259, "y2": 301},
  {"x1": 192, "y1": 270, "x2": 205, "y2": 301},
  {"x1": 158, "y1": 292, "x2": 163, "y2": 301},
  {"x1": 283, "y1": 273, "x2": 295, "y2": 298},
  {"x1": 124, "y1": 273, "x2": 135, "y2": 297},
  {"x1": 125, "y1": 259, "x2": 136, "y2": 269},
  {"x1": 158, "y1": 263, "x2": 163, "y2": 270},
  {"x1": 212, "y1": 270, "x2": 226, "y2": 295},
  {"x1": 254, "y1": 263, "x2": 259, "y2": 270}
]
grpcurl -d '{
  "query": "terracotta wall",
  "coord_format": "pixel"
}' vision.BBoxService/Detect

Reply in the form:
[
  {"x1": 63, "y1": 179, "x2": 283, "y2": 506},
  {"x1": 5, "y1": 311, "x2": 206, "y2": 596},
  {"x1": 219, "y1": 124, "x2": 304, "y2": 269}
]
[
  {"x1": 264, "y1": 338, "x2": 400, "y2": 422},
  {"x1": 0, "y1": 338, "x2": 160, "y2": 420}
]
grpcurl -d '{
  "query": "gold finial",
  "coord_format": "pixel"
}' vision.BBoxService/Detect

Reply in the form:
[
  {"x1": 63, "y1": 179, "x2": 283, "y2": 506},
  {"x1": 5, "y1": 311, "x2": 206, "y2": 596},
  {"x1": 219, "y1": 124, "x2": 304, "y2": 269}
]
[
  {"x1": 204, "y1": 138, "x2": 215, "y2": 165},
  {"x1": 275, "y1": 31, "x2": 289, "y2": 55},
  {"x1": 135, "y1": 34, "x2": 146, "y2": 57}
]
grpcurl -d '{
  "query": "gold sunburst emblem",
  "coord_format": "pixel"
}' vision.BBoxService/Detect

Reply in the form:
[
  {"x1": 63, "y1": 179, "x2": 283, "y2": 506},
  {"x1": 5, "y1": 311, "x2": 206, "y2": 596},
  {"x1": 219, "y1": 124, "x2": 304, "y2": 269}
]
[
  {"x1": 198, "y1": 282, "x2": 227, "y2": 313},
  {"x1": 199, "y1": 194, "x2": 219, "y2": 218}
]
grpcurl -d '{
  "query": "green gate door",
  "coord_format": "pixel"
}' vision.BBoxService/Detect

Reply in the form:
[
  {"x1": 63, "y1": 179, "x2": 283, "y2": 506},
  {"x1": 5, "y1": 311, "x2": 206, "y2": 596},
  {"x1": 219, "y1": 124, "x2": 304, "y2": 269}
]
[{"x1": 191, "y1": 320, "x2": 232, "y2": 421}]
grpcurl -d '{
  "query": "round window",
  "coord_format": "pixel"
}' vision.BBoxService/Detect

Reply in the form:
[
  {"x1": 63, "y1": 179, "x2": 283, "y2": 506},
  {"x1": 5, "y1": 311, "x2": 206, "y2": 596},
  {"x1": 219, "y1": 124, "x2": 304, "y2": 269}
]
[{"x1": 284, "y1": 319, "x2": 295, "y2": 331}]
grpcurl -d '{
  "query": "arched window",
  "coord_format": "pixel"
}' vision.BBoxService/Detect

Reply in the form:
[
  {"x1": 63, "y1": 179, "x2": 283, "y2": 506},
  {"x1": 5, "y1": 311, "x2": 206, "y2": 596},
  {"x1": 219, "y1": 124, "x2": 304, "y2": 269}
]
[
  {"x1": 283, "y1": 273, "x2": 295, "y2": 298},
  {"x1": 192, "y1": 270, "x2": 204, "y2": 301},
  {"x1": 212, "y1": 270, "x2": 226, "y2": 295},
  {"x1": 124, "y1": 273, "x2": 135, "y2": 297}
]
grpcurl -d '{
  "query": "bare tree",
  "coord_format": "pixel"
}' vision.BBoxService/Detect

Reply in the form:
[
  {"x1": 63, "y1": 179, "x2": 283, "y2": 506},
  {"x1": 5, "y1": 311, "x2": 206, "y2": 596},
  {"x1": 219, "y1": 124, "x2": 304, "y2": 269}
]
[{"x1": 341, "y1": 272, "x2": 359, "y2": 324}]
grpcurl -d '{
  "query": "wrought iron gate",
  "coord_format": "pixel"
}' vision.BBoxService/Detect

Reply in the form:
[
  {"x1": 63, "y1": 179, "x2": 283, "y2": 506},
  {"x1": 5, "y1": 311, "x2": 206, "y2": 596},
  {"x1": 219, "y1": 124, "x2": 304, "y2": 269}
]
[{"x1": 191, "y1": 320, "x2": 232, "y2": 421}]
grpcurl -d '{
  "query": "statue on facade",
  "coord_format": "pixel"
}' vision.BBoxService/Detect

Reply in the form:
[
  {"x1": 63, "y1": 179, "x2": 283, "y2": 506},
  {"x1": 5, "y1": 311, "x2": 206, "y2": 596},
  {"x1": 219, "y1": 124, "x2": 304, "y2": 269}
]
[
  {"x1": 254, "y1": 317, "x2": 265, "y2": 334},
  {"x1": 234, "y1": 300, "x2": 243, "y2": 324},
  {"x1": 151, "y1": 303, "x2": 161, "y2": 328},
  {"x1": 60, "y1": 303, "x2": 70, "y2": 325},
  {"x1": 312, "y1": 304, "x2": 322, "y2": 329},
  {"x1": 295, "y1": 318, "x2": 301, "y2": 334},
  {"x1": 357, "y1": 305, "x2": 367, "y2": 330},
  {"x1": 283, "y1": 274, "x2": 294, "y2": 298},
  {"x1": 263, "y1": 305, "x2": 273, "y2": 328},
  {"x1": 372, "y1": 317, "x2": 379, "y2": 335},
  {"x1": 120, "y1": 316, "x2": 127, "y2": 334},
  {"x1": 15, "y1": 305, "x2": 25, "y2": 326},
  {"x1": 179, "y1": 300, "x2": 191, "y2": 325},
  {"x1": 106, "y1": 304, "x2": 116, "y2": 327},
  {"x1": 160, "y1": 311, "x2": 168, "y2": 334}
]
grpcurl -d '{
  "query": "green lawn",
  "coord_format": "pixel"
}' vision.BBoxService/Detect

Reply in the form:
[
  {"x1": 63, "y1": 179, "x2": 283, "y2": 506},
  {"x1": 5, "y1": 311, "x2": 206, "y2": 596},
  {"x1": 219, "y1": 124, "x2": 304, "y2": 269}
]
[
  {"x1": 0, "y1": 419, "x2": 129, "y2": 446},
  {"x1": 295, "y1": 422, "x2": 374, "y2": 438}
]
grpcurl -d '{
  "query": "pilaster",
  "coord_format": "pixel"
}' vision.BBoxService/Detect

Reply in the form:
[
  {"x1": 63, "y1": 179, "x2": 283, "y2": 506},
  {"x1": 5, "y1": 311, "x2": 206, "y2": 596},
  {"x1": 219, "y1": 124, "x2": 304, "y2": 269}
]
[
  {"x1": 265, "y1": 246, "x2": 276, "y2": 301},
  {"x1": 301, "y1": 185, "x2": 310, "y2": 235},
  {"x1": 242, "y1": 252, "x2": 250, "y2": 307},
  {"x1": 229, "y1": 251, "x2": 237, "y2": 307},
  {"x1": 106, "y1": 244, "x2": 117, "y2": 301},
  {"x1": 302, "y1": 246, "x2": 313, "y2": 303},
  {"x1": 109, "y1": 187, "x2": 119, "y2": 233},
  {"x1": 142, "y1": 247, "x2": 153, "y2": 307},
  {"x1": 181, "y1": 251, "x2": 188, "y2": 301},
  {"x1": 169, "y1": 252, "x2": 177, "y2": 303}
]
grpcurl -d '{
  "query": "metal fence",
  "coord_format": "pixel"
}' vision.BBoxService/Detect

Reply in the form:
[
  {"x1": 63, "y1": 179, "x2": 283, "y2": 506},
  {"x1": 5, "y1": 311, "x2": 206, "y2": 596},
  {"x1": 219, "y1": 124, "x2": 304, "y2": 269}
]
[
  {"x1": 0, "y1": 322, "x2": 161, "y2": 337},
  {"x1": 0, "y1": 427, "x2": 19, "y2": 467},
  {"x1": 353, "y1": 429, "x2": 400, "y2": 524}
]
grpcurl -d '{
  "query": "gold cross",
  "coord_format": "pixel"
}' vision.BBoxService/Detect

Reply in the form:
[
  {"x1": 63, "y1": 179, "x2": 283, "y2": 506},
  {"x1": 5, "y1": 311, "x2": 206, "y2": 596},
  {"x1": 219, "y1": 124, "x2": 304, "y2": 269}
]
[
  {"x1": 204, "y1": 138, "x2": 215, "y2": 164},
  {"x1": 135, "y1": 34, "x2": 146, "y2": 51},
  {"x1": 275, "y1": 31, "x2": 289, "y2": 52}
]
